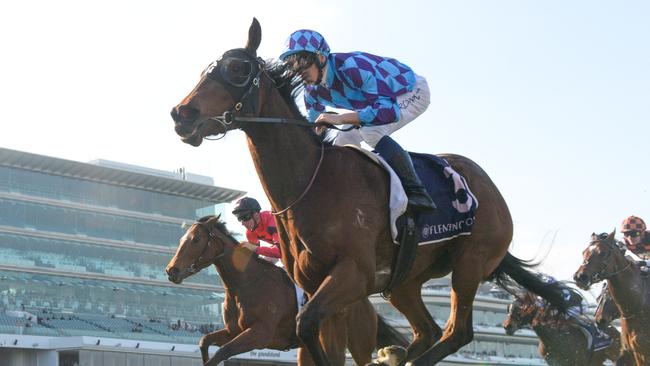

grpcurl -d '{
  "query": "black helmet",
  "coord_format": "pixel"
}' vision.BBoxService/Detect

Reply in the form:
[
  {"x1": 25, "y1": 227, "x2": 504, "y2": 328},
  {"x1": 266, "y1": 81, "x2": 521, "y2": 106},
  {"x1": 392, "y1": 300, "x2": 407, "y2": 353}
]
[{"x1": 232, "y1": 197, "x2": 261, "y2": 216}]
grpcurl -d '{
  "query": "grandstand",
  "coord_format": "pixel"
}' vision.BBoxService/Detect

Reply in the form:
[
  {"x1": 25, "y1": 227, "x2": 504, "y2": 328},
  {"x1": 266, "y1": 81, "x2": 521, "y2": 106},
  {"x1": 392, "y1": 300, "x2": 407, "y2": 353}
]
[{"x1": 0, "y1": 147, "x2": 551, "y2": 365}]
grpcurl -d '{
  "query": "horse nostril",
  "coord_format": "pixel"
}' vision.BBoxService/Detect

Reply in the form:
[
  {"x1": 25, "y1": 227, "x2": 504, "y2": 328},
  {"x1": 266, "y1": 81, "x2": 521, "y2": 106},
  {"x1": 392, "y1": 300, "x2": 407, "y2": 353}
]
[
  {"x1": 167, "y1": 267, "x2": 179, "y2": 278},
  {"x1": 574, "y1": 273, "x2": 587, "y2": 284},
  {"x1": 176, "y1": 105, "x2": 199, "y2": 124}
]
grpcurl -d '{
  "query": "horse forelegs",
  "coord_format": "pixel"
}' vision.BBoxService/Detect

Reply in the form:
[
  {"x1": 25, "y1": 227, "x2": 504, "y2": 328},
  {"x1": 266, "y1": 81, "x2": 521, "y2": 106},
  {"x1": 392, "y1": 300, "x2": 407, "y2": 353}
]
[
  {"x1": 346, "y1": 299, "x2": 377, "y2": 366},
  {"x1": 412, "y1": 270, "x2": 480, "y2": 365},
  {"x1": 298, "y1": 346, "x2": 316, "y2": 366},
  {"x1": 204, "y1": 327, "x2": 273, "y2": 366},
  {"x1": 297, "y1": 259, "x2": 369, "y2": 366},
  {"x1": 388, "y1": 281, "x2": 441, "y2": 362},
  {"x1": 199, "y1": 329, "x2": 233, "y2": 364}
]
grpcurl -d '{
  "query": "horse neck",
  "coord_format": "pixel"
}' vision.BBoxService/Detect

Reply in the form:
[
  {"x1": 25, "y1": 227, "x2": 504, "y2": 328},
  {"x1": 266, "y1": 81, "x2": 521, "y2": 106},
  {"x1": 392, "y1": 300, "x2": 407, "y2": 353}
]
[
  {"x1": 212, "y1": 241, "x2": 266, "y2": 291},
  {"x1": 606, "y1": 250, "x2": 644, "y2": 316},
  {"x1": 532, "y1": 310, "x2": 571, "y2": 346},
  {"x1": 244, "y1": 83, "x2": 324, "y2": 211}
]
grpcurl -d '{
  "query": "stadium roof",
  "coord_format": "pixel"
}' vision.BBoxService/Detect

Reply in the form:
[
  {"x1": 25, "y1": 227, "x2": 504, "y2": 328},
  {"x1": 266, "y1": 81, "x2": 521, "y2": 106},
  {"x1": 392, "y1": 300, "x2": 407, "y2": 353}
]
[{"x1": 0, "y1": 147, "x2": 245, "y2": 203}]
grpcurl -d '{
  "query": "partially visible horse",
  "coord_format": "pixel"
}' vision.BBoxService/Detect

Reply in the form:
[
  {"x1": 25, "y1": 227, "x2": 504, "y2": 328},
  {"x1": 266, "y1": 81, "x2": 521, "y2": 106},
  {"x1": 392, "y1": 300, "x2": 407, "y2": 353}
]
[
  {"x1": 574, "y1": 231, "x2": 650, "y2": 365},
  {"x1": 165, "y1": 216, "x2": 407, "y2": 366},
  {"x1": 169, "y1": 18, "x2": 574, "y2": 365},
  {"x1": 503, "y1": 291, "x2": 621, "y2": 365},
  {"x1": 594, "y1": 284, "x2": 621, "y2": 329}
]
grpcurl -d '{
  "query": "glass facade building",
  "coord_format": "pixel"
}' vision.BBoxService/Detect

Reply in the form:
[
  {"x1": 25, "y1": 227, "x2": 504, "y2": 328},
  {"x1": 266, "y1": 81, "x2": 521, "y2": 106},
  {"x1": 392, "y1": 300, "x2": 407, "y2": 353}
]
[
  {"x1": 0, "y1": 147, "x2": 244, "y2": 342},
  {"x1": 0, "y1": 147, "x2": 554, "y2": 365}
]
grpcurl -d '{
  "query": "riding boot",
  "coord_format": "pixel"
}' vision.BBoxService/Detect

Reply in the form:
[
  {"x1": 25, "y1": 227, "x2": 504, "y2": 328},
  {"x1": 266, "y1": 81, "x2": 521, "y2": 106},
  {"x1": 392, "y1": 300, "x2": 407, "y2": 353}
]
[
  {"x1": 375, "y1": 136, "x2": 437, "y2": 212},
  {"x1": 579, "y1": 321, "x2": 612, "y2": 351}
]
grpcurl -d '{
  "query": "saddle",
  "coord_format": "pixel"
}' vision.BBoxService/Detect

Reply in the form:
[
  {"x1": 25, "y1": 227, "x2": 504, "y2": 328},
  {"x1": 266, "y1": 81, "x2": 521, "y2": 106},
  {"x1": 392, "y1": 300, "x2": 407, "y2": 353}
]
[{"x1": 343, "y1": 146, "x2": 479, "y2": 295}]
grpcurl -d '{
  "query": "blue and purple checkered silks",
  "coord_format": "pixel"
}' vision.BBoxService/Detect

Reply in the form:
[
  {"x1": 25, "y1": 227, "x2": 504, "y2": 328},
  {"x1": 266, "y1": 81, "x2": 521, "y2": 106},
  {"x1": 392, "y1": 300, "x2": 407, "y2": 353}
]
[
  {"x1": 304, "y1": 52, "x2": 417, "y2": 126},
  {"x1": 279, "y1": 30, "x2": 330, "y2": 60}
]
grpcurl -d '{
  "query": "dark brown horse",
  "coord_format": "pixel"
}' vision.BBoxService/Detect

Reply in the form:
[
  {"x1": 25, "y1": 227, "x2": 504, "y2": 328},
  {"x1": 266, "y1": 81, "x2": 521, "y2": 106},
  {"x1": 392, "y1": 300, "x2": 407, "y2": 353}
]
[
  {"x1": 169, "y1": 18, "x2": 573, "y2": 365},
  {"x1": 503, "y1": 291, "x2": 621, "y2": 365},
  {"x1": 574, "y1": 232, "x2": 650, "y2": 365},
  {"x1": 594, "y1": 284, "x2": 620, "y2": 329},
  {"x1": 165, "y1": 216, "x2": 407, "y2": 366}
]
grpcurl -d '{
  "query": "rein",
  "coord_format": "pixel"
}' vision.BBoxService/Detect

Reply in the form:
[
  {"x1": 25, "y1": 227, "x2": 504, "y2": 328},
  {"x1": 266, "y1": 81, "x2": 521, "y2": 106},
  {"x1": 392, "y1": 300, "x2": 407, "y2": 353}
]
[
  {"x1": 271, "y1": 142, "x2": 324, "y2": 216},
  {"x1": 585, "y1": 240, "x2": 632, "y2": 283},
  {"x1": 188, "y1": 222, "x2": 270, "y2": 291},
  {"x1": 189, "y1": 223, "x2": 227, "y2": 274},
  {"x1": 198, "y1": 58, "x2": 353, "y2": 215}
]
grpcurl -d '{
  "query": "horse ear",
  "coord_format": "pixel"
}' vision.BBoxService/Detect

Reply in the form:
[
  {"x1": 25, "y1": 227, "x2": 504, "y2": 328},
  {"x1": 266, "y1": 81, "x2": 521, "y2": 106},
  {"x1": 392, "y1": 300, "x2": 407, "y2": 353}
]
[
  {"x1": 608, "y1": 229, "x2": 616, "y2": 240},
  {"x1": 206, "y1": 215, "x2": 220, "y2": 226},
  {"x1": 245, "y1": 18, "x2": 261, "y2": 55}
]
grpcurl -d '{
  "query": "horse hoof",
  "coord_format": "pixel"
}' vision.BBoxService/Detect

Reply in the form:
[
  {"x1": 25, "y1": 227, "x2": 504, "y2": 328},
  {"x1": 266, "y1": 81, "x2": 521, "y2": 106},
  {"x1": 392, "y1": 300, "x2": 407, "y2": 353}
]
[{"x1": 368, "y1": 346, "x2": 407, "y2": 366}]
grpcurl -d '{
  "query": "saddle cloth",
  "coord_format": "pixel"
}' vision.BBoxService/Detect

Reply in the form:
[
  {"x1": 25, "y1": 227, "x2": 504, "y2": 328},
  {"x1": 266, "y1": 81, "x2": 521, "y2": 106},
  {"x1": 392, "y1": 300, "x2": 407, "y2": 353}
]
[{"x1": 344, "y1": 146, "x2": 478, "y2": 245}]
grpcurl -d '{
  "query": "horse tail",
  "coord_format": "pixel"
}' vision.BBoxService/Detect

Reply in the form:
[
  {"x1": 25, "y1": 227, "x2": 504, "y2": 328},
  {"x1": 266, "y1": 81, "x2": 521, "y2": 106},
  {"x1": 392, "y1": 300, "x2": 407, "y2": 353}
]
[
  {"x1": 488, "y1": 252, "x2": 571, "y2": 312},
  {"x1": 376, "y1": 314, "x2": 409, "y2": 348}
]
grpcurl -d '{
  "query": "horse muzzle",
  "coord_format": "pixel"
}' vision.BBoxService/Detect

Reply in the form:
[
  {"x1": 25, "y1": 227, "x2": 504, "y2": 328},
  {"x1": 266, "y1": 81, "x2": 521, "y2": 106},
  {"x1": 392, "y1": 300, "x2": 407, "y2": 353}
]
[
  {"x1": 573, "y1": 271, "x2": 593, "y2": 290},
  {"x1": 165, "y1": 266, "x2": 185, "y2": 284}
]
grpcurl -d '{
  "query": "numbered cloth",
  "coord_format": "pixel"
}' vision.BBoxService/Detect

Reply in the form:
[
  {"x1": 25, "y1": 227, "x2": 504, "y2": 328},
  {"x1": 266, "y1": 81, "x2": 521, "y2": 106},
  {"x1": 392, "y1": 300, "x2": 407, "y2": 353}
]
[{"x1": 409, "y1": 152, "x2": 478, "y2": 245}]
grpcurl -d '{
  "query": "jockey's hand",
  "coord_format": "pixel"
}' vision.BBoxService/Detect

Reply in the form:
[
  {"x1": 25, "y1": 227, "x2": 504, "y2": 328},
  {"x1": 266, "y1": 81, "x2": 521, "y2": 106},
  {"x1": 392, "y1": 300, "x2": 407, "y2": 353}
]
[
  {"x1": 240, "y1": 242, "x2": 258, "y2": 252},
  {"x1": 314, "y1": 113, "x2": 339, "y2": 135}
]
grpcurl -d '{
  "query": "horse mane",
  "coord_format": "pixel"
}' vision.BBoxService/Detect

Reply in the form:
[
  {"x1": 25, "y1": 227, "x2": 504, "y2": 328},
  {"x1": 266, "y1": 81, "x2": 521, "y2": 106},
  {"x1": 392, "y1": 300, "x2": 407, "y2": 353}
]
[
  {"x1": 263, "y1": 60, "x2": 336, "y2": 146},
  {"x1": 196, "y1": 215, "x2": 292, "y2": 271}
]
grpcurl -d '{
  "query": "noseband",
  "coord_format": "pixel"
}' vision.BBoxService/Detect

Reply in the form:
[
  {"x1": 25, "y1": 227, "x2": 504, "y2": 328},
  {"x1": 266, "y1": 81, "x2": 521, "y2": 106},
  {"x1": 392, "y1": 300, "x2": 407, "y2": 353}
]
[
  {"x1": 582, "y1": 239, "x2": 631, "y2": 283},
  {"x1": 199, "y1": 50, "x2": 355, "y2": 140},
  {"x1": 188, "y1": 223, "x2": 227, "y2": 274}
]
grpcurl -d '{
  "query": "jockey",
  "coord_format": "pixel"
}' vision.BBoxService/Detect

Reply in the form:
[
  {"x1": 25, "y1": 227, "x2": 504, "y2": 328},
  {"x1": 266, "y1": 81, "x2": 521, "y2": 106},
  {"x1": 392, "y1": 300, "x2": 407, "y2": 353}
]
[
  {"x1": 595, "y1": 217, "x2": 650, "y2": 332},
  {"x1": 620, "y1": 215, "x2": 650, "y2": 268},
  {"x1": 279, "y1": 29, "x2": 436, "y2": 213},
  {"x1": 231, "y1": 197, "x2": 281, "y2": 260},
  {"x1": 542, "y1": 276, "x2": 612, "y2": 351}
]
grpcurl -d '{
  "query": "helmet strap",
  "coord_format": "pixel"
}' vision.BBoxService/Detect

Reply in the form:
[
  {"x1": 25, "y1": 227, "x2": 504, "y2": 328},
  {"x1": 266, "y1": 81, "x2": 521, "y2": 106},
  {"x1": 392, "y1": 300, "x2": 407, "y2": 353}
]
[{"x1": 314, "y1": 54, "x2": 327, "y2": 84}]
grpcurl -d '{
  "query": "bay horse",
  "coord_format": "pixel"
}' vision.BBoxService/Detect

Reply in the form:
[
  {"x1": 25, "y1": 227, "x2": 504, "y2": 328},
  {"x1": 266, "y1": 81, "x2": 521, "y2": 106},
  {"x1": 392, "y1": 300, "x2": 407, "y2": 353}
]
[
  {"x1": 169, "y1": 18, "x2": 573, "y2": 365},
  {"x1": 503, "y1": 291, "x2": 621, "y2": 365},
  {"x1": 574, "y1": 231, "x2": 650, "y2": 365},
  {"x1": 165, "y1": 215, "x2": 407, "y2": 366}
]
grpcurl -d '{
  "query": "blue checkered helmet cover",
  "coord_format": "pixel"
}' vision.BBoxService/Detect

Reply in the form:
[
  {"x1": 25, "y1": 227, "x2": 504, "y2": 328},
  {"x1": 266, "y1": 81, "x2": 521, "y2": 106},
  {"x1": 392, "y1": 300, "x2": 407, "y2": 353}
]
[{"x1": 279, "y1": 29, "x2": 330, "y2": 60}]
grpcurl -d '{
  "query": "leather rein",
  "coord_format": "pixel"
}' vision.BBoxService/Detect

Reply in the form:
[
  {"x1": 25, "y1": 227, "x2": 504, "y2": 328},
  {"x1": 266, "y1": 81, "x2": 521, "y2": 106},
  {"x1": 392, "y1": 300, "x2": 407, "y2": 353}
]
[{"x1": 197, "y1": 51, "x2": 353, "y2": 215}]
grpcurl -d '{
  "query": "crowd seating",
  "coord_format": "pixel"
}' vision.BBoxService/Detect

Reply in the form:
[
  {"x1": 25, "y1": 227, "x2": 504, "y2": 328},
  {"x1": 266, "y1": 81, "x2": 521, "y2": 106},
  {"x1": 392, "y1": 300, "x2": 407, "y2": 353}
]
[{"x1": 0, "y1": 308, "x2": 222, "y2": 344}]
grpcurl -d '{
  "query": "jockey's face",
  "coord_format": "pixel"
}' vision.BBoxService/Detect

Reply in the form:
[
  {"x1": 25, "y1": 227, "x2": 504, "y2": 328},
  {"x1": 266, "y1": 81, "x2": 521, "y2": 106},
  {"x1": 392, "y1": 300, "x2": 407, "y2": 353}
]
[
  {"x1": 298, "y1": 54, "x2": 326, "y2": 85},
  {"x1": 300, "y1": 63, "x2": 320, "y2": 84},
  {"x1": 624, "y1": 230, "x2": 644, "y2": 247},
  {"x1": 240, "y1": 212, "x2": 260, "y2": 231}
]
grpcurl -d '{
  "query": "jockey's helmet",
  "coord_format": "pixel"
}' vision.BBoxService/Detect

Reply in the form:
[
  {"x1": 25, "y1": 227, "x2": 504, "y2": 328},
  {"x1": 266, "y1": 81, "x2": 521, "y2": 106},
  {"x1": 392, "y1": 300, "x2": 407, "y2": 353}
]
[
  {"x1": 279, "y1": 29, "x2": 330, "y2": 61},
  {"x1": 621, "y1": 215, "x2": 646, "y2": 233},
  {"x1": 232, "y1": 197, "x2": 261, "y2": 217}
]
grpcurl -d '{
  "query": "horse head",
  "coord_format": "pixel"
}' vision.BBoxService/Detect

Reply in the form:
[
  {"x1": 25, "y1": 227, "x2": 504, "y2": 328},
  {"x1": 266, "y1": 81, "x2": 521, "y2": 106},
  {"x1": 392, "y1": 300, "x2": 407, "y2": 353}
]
[
  {"x1": 573, "y1": 230, "x2": 625, "y2": 290},
  {"x1": 165, "y1": 215, "x2": 231, "y2": 284},
  {"x1": 503, "y1": 292, "x2": 538, "y2": 335},
  {"x1": 170, "y1": 18, "x2": 264, "y2": 146}
]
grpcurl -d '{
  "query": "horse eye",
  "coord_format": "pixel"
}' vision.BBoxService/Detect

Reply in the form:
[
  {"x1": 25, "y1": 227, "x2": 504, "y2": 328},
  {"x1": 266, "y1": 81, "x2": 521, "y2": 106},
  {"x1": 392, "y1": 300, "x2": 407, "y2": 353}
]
[
  {"x1": 227, "y1": 60, "x2": 250, "y2": 75},
  {"x1": 192, "y1": 235, "x2": 201, "y2": 244}
]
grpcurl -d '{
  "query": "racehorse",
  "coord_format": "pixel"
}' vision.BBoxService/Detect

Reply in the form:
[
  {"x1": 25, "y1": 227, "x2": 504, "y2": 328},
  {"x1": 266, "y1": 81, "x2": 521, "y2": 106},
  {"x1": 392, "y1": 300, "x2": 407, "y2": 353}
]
[
  {"x1": 574, "y1": 231, "x2": 650, "y2": 365},
  {"x1": 594, "y1": 284, "x2": 620, "y2": 329},
  {"x1": 165, "y1": 215, "x2": 407, "y2": 366},
  {"x1": 169, "y1": 18, "x2": 574, "y2": 365},
  {"x1": 503, "y1": 291, "x2": 621, "y2": 365}
]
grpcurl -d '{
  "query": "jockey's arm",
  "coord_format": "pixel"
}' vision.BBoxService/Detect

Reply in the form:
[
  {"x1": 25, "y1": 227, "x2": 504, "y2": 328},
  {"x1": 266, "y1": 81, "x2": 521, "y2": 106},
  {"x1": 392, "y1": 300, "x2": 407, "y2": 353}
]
[{"x1": 256, "y1": 244, "x2": 281, "y2": 258}]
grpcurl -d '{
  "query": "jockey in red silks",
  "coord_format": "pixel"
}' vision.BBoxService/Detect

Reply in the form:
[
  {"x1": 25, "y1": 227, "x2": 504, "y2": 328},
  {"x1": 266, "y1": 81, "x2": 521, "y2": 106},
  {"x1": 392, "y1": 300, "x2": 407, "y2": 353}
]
[
  {"x1": 232, "y1": 197, "x2": 281, "y2": 260},
  {"x1": 621, "y1": 215, "x2": 650, "y2": 266}
]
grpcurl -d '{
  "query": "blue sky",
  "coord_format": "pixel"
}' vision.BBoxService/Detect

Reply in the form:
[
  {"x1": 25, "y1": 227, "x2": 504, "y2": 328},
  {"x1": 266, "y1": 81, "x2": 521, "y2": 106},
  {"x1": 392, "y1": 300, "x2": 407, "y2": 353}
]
[{"x1": 1, "y1": 0, "x2": 648, "y2": 301}]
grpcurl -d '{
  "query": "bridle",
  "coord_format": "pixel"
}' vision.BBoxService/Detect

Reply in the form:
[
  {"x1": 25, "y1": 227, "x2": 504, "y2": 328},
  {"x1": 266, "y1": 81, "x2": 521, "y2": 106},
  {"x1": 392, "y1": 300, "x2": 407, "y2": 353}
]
[
  {"x1": 196, "y1": 48, "x2": 356, "y2": 140},
  {"x1": 581, "y1": 238, "x2": 631, "y2": 284},
  {"x1": 188, "y1": 222, "x2": 228, "y2": 274},
  {"x1": 192, "y1": 49, "x2": 358, "y2": 215}
]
